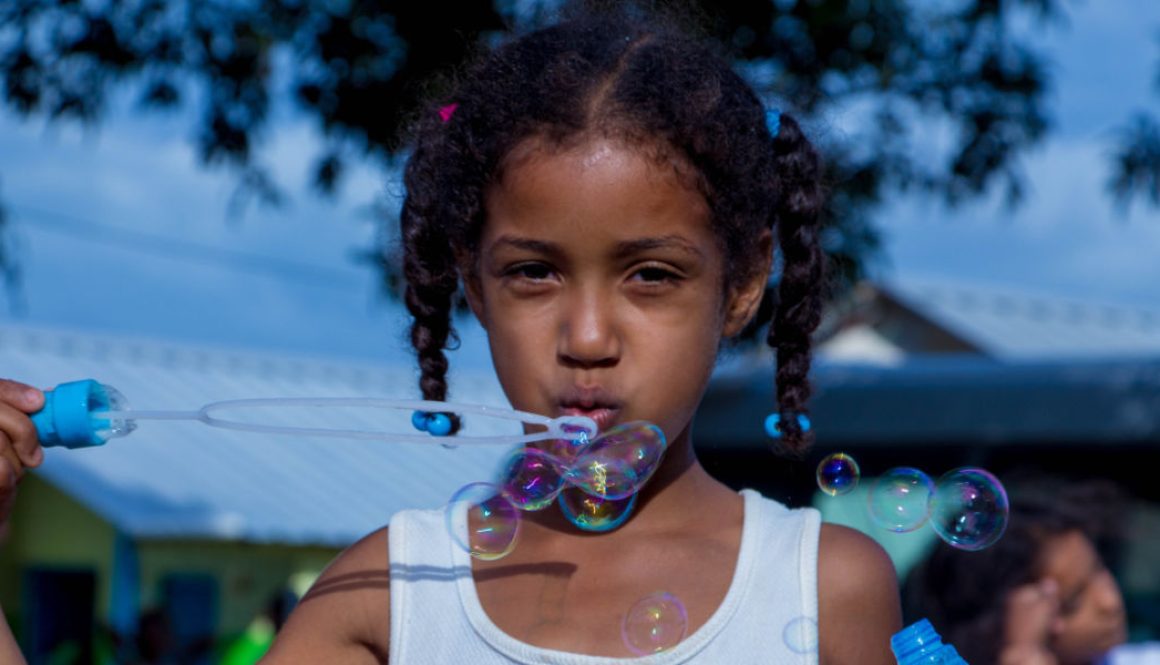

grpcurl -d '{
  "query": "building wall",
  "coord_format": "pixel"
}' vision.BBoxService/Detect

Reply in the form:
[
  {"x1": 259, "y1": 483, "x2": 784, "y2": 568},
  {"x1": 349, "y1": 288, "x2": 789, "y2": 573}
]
[
  {"x1": 0, "y1": 474, "x2": 343, "y2": 650},
  {"x1": 138, "y1": 540, "x2": 338, "y2": 635},
  {"x1": 0, "y1": 474, "x2": 116, "y2": 623}
]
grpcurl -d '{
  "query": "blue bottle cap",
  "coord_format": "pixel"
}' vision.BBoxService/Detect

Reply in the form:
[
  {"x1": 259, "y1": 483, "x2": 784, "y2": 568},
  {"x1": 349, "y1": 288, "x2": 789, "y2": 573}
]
[
  {"x1": 892, "y1": 619, "x2": 969, "y2": 664},
  {"x1": 30, "y1": 380, "x2": 111, "y2": 449}
]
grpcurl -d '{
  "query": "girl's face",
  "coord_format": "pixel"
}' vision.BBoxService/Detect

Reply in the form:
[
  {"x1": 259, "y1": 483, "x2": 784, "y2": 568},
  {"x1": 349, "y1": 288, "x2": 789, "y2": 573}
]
[
  {"x1": 466, "y1": 136, "x2": 767, "y2": 445},
  {"x1": 1041, "y1": 530, "x2": 1128, "y2": 665}
]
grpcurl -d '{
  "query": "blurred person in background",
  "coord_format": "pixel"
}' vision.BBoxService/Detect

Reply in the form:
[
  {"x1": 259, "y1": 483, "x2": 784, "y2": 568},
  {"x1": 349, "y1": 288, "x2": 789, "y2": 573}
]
[{"x1": 904, "y1": 474, "x2": 1160, "y2": 665}]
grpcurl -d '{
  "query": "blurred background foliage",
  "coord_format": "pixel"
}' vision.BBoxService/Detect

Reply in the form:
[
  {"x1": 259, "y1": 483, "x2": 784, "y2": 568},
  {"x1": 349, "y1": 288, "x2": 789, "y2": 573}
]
[{"x1": 1, "y1": 0, "x2": 1156, "y2": 306}]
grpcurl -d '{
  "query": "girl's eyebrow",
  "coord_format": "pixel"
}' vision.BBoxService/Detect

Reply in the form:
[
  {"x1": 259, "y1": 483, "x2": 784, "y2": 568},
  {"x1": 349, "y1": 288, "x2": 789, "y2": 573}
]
[
  {"x1": 487, "y1": 234, "x2": 704, "y2": 260},
  {"x1": 612, "y1": 235, "x2": 705, "y2": 260},
  {"x1": 488, "y1": 235, "x2": 560, "y2": 257}
]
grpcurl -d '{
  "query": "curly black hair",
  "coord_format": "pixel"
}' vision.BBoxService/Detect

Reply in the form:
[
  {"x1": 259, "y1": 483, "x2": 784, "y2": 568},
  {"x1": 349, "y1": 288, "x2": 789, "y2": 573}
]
[{"x1": 400, "y1": 8, "x2": 825, "y2": 454}]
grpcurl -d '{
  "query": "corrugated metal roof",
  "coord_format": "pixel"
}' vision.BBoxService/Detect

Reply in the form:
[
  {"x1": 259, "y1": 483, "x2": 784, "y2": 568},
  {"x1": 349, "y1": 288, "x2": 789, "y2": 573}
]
[
  {"x1": 2, "y1": 324, "x2": 516, "y2": 547},
  {"x1": 700, "y1": 356, "x2": 1160, "y2": 449},
  {"x1": 881, "y1": 277, "x2": 1160, "y2": 359}
]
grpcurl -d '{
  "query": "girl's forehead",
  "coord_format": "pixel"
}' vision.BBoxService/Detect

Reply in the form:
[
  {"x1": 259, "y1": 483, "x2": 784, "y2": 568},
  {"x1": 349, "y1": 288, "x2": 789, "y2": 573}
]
[
  {"x1": 496, "y1": 133, "x2": 702, "y2": 194},
  {"x1": 488, "y1": 138, "x2": 705, "y2": 220},
  {"x1": 479, "y1": 135, "x2": 716, "y2": 255}
]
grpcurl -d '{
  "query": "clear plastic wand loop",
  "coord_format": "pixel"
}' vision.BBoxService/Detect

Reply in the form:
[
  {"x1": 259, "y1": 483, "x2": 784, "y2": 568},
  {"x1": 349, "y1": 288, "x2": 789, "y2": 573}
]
[{"x1": 33, "y1": 380, "x2": 599, "y2": 448}]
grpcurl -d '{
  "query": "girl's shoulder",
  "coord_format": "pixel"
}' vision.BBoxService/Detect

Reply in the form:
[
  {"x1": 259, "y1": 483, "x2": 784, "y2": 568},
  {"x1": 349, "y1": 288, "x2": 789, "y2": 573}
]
[
  {"x1": 262, "y1": 526, "x2": 391, "y2": 663},
  {"x1": 818, "y1": 522, "x2": 895, "y2": 587},
  {"x1": 817, "y1": 523, "x2": 901, "y2": 664}
]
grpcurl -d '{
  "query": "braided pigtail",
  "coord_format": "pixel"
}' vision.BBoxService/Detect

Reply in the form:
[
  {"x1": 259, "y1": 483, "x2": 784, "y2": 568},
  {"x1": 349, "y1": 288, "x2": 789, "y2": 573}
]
[
  {"x1": 401, "y1": 141, "x2": 463, "y2": 434},
  {"x1": 767, "y1": 113, "x2": 825, "y2": 457}
]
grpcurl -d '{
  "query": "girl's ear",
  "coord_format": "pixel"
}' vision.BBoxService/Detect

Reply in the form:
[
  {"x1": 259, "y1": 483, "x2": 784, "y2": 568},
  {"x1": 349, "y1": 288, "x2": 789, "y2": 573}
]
[{"x1": 722, "y1": 230, "x2": 773, "y2": 337}]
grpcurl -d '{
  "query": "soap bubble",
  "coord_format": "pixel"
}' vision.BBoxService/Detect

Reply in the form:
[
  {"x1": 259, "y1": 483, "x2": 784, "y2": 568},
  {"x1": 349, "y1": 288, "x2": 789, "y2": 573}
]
[
  {"x1": 557, "y1": 486, "x2": 637, "y2": 532},
  {"x1": 782, "y1": 616, "x2": 819, "y2": 654},
  {"x1": 535, "y1": 426, "x2": 593, "y2": 463},
  {"x1": 621, "y1": 592, "x2": 688, "y2": 655},
  {"x1": 445, "y1": 482, "x2": 520, "y2": 560},
  {"x1": 816, "y1": 453, "x2": 860, "y2": 496},
  {"x1": 564, "y1": 456, "x2": 640, "y2": 501},
  {"x1": 566, "y1": 422, "x2": 667, "y2": 500},
  {"x1": 499, "y1": 447, "x2": 565, "y2": 511},
  {"x1": 867, "y1": 467, "x2": 934, "y2": 533},
  {"x1": 930, "y1": 467, "x2": 1009, "y2": 551}
]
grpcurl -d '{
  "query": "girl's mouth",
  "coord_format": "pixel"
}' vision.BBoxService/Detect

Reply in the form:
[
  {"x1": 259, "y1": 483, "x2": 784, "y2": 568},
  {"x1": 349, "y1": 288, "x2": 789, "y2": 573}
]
[
  {"x1": 560, "y1": 405, "x2": 619, "y2": 432},
  {"x1": 558, "y1": 386, "x2": 623, "y2": 433}
]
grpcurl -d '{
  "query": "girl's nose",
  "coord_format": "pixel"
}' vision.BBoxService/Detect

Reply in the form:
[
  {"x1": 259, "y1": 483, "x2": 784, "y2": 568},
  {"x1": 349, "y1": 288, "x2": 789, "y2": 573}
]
[{"x1": 558, "y1": 288, "x2": 620, "y2": 368}]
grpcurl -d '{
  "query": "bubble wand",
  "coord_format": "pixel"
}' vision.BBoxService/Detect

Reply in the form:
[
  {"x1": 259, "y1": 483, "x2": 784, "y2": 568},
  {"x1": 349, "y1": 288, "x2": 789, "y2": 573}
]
[{"x1": 31, "y1": 379, "x2": 597, "y2": 449}]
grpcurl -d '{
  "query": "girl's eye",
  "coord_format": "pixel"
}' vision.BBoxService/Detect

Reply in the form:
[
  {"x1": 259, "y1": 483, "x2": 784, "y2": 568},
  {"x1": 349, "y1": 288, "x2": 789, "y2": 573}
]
[
  {"x1": 506, "y1": 263, "x2": 554, "y2": 281},
  {"x1": 632, "y1": 265, "x2": 681, "y2": 284}
]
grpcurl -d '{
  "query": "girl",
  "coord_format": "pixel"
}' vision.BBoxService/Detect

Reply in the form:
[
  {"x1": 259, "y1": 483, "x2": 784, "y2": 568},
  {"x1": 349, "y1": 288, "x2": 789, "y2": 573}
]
[{"x1": 0, "y1": 8, "x2": 901, "y2": 664}]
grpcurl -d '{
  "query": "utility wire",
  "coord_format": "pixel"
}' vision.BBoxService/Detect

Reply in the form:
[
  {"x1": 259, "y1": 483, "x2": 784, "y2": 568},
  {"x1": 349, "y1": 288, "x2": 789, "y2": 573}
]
[{"x1": 11, "y1": 203, "x2": 373, "y2": 291}]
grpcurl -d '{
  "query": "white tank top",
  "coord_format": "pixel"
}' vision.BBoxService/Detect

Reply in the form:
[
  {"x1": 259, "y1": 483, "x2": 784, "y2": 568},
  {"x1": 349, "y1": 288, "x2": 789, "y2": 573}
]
[{"x1": 388, "y1": 489, "x2": 821, "y2": 664}]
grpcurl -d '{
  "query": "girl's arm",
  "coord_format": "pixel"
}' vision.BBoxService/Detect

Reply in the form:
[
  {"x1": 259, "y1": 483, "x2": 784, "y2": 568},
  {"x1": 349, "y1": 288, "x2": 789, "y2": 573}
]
[
  {"x1": 260, "y1": 527, "x2": 391, "y2": 664},
  {"x1": 0, "y1": 380, "x2": 42, "y2": 665},
  {"x1": 817, "y1": 523, "x2": 902, "y2": 665}
]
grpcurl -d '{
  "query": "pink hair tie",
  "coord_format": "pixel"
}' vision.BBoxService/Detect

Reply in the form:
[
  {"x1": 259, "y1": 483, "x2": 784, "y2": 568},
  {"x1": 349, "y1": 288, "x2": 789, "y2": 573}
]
[{"x1": 438, "y1": 103, "x2": 458, "y2": 123}]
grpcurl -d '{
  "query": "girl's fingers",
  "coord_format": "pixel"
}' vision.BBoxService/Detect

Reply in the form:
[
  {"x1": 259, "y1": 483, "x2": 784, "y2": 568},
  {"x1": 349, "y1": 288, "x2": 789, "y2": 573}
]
[
  {"x1": 1004, "y1": 580, "x2": 1059, "y2": 648},
  {"x1": 0, "y1": 402, "x2": 42, "y2": 468},
  {"x1": 0, "y1": 379, "x2": 45, "y2": 468},
  {"x1": 0, "y1": 380, "x2": 44, "y2": 413}
]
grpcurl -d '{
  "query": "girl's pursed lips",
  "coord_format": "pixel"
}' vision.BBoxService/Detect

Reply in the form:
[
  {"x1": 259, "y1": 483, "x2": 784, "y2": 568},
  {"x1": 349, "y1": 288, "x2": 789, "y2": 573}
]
[{"x1": 558, "y1": 386, "x2": 622, "y2": 431}]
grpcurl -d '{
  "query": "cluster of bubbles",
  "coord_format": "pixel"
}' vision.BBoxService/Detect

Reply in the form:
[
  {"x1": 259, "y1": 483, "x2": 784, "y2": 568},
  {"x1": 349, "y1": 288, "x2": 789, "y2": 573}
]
[
  {"x1": 815, "y1": 453, "x2": 1010, "y2": 551},
  {"x1": 442, "y1": 422, "x2": 690, "y2": 653},
  {"x1": 440, "y1": 419, "x2": 1008, "y2": 656},
  {"x1": 443, "y1": 421, "x2": 667, "y2": 560}
]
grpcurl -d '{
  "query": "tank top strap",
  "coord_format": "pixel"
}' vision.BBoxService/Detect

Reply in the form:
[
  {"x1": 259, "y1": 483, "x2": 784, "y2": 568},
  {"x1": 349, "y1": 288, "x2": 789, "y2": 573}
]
[{"x1": 388, "y1": 507, "x2": 489, "y2": 663}]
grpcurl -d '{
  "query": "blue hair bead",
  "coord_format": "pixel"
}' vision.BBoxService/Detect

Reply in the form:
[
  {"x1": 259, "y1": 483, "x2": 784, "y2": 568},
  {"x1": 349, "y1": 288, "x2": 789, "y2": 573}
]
[
  {"x1": 426, "y1": 413, "x2": 453, "y2": 437},
  {"x1": 765, "y1": 108, "x2": 781, "y2": 137},
  {"x1": 764, "y1": 413, "x2": 811, "y2": 439},
  {"x1": 411, "y1": 410, "x2": 431, "y2": 432}
]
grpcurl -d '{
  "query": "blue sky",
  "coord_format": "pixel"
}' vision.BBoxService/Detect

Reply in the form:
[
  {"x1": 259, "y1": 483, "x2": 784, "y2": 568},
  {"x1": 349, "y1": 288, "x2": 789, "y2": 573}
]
[
  {"x1": 874, "y1": 2, "x2": 1160, "y2": 306},
  {"x1": 0, "y1": 1, "x2": 1157, "y2": 368}
]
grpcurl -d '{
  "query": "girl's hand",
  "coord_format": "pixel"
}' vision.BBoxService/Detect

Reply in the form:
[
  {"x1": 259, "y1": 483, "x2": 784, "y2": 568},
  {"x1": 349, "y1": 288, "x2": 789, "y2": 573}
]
[
  {"x1": 0, "y1": 379, "x2": 45, "y2": 528},
  {"x1": 999, "y1": 579, "x2": 1061, "y2": 665}
]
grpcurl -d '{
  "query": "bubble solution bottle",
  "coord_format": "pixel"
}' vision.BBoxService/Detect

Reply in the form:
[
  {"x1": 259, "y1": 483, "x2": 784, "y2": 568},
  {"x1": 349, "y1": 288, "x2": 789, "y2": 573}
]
[
  {"x1": 892, "y1": 619, "x2": 970, "y2": 665},
  {"x1": 31, "y1": 380, "x2": 136, "y2": 448}
]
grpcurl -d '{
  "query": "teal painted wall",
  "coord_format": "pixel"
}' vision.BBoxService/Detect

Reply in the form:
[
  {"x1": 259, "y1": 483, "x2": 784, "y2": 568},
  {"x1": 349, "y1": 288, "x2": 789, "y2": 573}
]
[{"x1": 0, "y1": 474, "x2": 343, "y2": 651}]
